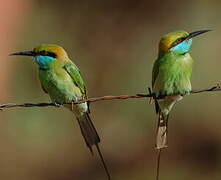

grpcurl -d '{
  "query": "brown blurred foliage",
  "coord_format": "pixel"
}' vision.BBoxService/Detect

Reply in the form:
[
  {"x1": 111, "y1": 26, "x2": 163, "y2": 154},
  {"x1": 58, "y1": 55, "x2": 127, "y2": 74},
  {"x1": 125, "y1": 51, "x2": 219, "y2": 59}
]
[{"x1": 1, "y1": 0, "x2": 221, "y2": 179}]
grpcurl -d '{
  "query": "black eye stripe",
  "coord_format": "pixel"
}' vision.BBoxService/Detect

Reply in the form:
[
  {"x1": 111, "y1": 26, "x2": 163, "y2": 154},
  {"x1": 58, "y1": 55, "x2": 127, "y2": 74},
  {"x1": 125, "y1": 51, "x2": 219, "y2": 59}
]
[
  {"x1": 47, "y1": 52, "x2": 57, "y2": 58},
  {"x1": 39, "y1": 50, "x2": 56, "y2": 58}
]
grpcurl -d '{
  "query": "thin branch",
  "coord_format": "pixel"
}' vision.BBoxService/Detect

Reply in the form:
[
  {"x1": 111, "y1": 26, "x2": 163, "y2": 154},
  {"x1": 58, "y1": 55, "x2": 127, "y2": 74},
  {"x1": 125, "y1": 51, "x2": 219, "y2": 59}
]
[
  {"x1": 0, "y1": 84, "x2": 220, "y2": 110},
  {"x1": 0, "y1": 94, "x2": 147, "y2": 109},
  {"x1": 0, "y1": 84, "x2": 220, "y2": 180},
  {"x1": 191, "y1": 84, "x2": 220, "y2": 94}
]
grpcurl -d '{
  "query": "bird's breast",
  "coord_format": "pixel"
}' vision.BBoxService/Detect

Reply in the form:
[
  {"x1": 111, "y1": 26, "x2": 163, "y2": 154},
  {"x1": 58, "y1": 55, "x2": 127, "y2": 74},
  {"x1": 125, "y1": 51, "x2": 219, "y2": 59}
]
[{"x1": 153, "y1": 52, "x2": 193, "y2": 97}]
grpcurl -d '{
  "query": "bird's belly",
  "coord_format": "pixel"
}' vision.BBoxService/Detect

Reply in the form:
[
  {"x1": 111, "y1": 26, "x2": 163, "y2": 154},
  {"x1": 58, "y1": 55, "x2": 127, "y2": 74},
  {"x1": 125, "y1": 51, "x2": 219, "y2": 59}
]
[
  {"x1": 153, "y1": 53, "x2": 192, "y2": 97},
  {"x1": 152, "y1": 53, "x2": 192, "y2": 114},
  {"x1": 153, "y1": 68, "x2": 191, "y2": 114},
  {"x1": 153, "y1": 68, "x2": 192, "y2": 97},
  {"x1": 40, "y1": 72, "x2": 88, "y2": 115},
  {"x1": 39, "y1": 70, "x2": 85, "y2": 104}
]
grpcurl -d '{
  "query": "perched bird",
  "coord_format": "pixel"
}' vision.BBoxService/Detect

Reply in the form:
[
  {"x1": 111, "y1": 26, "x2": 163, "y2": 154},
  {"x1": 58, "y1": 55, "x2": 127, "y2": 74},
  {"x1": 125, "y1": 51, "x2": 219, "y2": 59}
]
[
  {"x1": 10, "y1": 44, "x2": 110, "y2": 179},
  {"x1": 152, "y1": 30, "x2": 210, "y2": 149}
]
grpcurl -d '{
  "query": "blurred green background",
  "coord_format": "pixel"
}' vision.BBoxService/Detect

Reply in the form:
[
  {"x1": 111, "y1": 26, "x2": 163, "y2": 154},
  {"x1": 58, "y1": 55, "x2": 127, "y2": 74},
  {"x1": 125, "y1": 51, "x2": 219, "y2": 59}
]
[{"x1": 1, "y1": 0, "x2": 221, "y2": 179}]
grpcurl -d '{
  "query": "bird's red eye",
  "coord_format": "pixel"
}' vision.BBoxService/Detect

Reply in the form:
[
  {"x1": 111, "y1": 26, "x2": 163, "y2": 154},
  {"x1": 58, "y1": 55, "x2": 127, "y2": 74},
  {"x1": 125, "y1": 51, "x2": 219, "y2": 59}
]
[{"x1": 176, "y1": 38, "x2": 183, "y2": 43}]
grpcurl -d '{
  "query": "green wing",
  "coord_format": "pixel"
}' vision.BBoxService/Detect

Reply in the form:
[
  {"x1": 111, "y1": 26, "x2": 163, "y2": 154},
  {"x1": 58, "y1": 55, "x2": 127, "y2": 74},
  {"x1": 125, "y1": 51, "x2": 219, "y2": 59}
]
[
  {"x1": 152, "y1": 58, "x2": 161, "y2": 114},
  {"x1": 63, "y1": 61, "x2": 87, "y2": 98},
  {"x1": 152, "y1": 58, "x2": 160, "y2": 88}
]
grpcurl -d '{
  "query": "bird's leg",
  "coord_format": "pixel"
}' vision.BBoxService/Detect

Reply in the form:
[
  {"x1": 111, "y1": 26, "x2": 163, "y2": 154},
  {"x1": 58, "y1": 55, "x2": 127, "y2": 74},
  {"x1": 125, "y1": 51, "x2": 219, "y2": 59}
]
[
  {"x1": 71, "y1": 97, "x2": 80, "y2": 111},
  {"x1": 71, "y1": 101, "x2": 74, "y2": 111}
]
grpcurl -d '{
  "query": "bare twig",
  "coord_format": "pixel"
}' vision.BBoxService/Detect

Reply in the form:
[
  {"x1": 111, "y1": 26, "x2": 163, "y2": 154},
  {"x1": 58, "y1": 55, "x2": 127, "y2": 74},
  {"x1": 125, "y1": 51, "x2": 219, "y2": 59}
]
[
  {"x1": 0, "y1": 94, "x2": 148, "y2": 109},
  {"x1": 0, "y1": 84, "x2": 220, "y2": 180},
  {"x1": 191, "y1": 84, "x2": 220, "y2": 94},
  {"x1": 0, "y1": 84, "x2": 220, "y2": 110}
]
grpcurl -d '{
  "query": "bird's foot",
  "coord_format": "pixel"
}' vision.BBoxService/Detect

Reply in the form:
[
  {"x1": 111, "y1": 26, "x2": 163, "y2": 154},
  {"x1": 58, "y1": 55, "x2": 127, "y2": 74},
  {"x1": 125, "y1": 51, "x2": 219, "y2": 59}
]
[
  {"x1": 71, "y1": 101, "x2": 74, "y2": 111},
  {"x1": 54, "y1": 102, "x2": 62, "y2": 108},
  {"x1": 71, "y1": 99, "x2": 79, "y2": 111}
]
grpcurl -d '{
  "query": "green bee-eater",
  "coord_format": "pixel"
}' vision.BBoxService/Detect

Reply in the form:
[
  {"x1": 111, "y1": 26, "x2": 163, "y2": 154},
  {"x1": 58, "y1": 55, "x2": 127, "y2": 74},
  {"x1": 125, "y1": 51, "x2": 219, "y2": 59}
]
[
  {"x1": 152, "y1": 30, "x2": 210, "y2": 149},
  {"x1": 10, "y1": 44, "x2": 110, "y2": 179}
]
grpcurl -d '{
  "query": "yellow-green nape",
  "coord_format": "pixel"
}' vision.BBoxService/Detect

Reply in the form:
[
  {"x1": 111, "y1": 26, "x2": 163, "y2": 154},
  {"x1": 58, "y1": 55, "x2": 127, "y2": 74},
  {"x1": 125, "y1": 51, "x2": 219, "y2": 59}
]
[
  {"x1": 158, "y1": 30, "x2": 189, "y2": 55},
  {"x1": 33, "y1": 44, "x2": 69, "y2": 60}
]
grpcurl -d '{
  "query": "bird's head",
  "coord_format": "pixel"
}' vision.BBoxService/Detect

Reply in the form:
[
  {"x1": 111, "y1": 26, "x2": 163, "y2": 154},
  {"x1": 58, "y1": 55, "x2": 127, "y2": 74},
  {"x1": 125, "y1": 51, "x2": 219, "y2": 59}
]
[
  {"x1": 10, "y1": 44, "x2": 69, "y2": 68},
  {"x1": 158, "y1": 30, "x2": 210, "y2": 56}
]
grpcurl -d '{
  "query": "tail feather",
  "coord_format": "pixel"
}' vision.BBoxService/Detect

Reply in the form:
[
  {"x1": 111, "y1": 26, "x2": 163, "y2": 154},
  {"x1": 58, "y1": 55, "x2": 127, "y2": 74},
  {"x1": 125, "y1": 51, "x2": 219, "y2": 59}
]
[
  {"x1": 77, "y1": 113, "x2": 111, "y2": 180},
  {"x1": 77, "y1": 113, "x2": 100, "y2": 153},
  {"x1": 95, "y1": 144, "x2": 111, "y2": 180},
  {"x1": 156, "y1": 112, "x2": 169, "y2": 149}
]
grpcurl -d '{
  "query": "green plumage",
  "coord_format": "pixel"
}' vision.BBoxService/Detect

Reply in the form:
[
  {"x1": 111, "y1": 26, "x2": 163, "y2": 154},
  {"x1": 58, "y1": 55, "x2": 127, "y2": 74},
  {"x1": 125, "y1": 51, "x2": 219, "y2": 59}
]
[
  {"x1": 152, "y1": 52, "x2": 193, "y2": 114},
  {"x1": 151, "y1": 30, "x2": 209, "y2": 149},
  {"x1": 39, "y1": 60, "x2": 87, "y2": 109},
  {"x1": 10, "y1": 44, "x2": 110, "y2": 180},
  {"x1": 38, "y1": 58, "x2": 102, "y2": 149}
]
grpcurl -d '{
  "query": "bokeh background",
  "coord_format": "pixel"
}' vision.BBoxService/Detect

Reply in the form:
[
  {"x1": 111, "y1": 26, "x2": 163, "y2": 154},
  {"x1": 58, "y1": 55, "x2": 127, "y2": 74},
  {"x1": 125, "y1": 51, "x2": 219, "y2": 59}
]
[{"x1": 1, "y1": 0, "x2": 221, "y2": 179}]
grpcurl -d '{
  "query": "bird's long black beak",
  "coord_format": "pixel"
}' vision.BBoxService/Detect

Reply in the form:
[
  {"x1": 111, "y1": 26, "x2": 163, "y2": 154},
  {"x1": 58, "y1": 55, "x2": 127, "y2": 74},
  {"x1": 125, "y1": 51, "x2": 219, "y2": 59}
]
[
  {"x1": 187, "y1": 30, "x2": 211, "y2": 39},
  {"x1": 9, "y1": 51, "x2": 36, "y2": 56}
]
